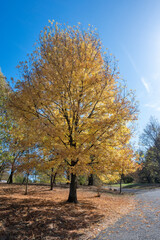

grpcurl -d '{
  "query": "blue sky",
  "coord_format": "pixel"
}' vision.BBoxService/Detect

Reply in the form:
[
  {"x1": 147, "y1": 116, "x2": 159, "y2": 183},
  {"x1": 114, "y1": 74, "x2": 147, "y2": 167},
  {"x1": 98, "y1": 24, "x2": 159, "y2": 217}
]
[{"x1": 1, "y1": 0, "x2": 160, "y2": 144}]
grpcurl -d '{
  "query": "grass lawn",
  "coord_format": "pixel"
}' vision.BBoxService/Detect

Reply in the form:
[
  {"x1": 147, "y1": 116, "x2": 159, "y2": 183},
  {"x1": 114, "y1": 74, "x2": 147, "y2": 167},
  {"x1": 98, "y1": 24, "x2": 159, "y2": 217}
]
[
  {"x1": 0, "y1": 183, "x2": 135, "y2": 240},
  {"x1": 109, "y1": 183, "x2": 135, "y2": 188},
  {"x1": 109, "y1": 182, "x2": 160, "y2": 189}
]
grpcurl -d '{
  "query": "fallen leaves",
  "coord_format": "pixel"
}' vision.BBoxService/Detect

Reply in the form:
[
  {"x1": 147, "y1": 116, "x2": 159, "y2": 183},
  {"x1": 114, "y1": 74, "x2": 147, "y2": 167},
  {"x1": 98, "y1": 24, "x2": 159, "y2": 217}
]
[{"x1": 0, "y1": 184, "x2": 135, "y2": 239}]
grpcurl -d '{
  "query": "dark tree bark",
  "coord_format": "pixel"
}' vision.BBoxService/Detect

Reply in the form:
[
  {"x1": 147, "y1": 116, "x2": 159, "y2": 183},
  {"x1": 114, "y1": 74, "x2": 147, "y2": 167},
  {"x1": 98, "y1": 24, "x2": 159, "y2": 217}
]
[
  {"x1": 67, "y1": 173, "x2": 77, "y2": 203},
  {"x1": 88, "y1": 174, "x2": 94, "y2": 185},
  {"x1": 7, "y1": 170, "x2": 14, "y2": 184},
  {"x1": 120, "y1": 177, "x2": 122, "y2": 194},
  {"x1": 53, "y1": 172, "x2": 57, "y2": 184},
  {"x1": 7, "y1": 157, "x2": 18, "y2": 184},
  {"x1": 50, "y1": 168, "x2": 54, "y2": 190},
  {"x1": 24, "y1": 173, "x2": 29, "y2": 195},
  {"x1": 119, "y1": 174, "x2": 125, "y2": 194},
  {"x1": 50, "y1": 175, "x2": 53, "y2": 190},
  {"x1": 0, "y1": 163, "x2": 6, "y2": 181},
  {"x1": 50, "y1": 168, "x2": 57, "y2": 190}
]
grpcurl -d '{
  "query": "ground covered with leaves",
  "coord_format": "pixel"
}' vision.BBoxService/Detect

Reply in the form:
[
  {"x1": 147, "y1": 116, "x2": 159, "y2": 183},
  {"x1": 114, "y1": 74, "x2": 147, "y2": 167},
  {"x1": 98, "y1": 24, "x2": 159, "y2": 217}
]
[{"x1": 0, "y1": 184, "x2": 135, "y2": 240}]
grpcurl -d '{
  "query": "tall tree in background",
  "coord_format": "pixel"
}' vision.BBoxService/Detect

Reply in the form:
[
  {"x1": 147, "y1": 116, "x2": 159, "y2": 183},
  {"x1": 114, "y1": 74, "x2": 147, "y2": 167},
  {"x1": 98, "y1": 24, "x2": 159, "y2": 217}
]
[
  {"x1": 140, "y1": 117, "x2": 160, "y2": 183},
  {"x1": 8, "y1": 21, "x2": 138, "y2": 202},
  {"x1": 140, "y1": 117, "x2": 160, "y2": 150}
]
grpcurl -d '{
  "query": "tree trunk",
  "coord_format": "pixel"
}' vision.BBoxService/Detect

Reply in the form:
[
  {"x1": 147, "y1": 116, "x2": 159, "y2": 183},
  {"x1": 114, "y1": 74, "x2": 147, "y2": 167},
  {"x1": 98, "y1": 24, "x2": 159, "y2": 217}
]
[
  {"x1": 53, "y1": 172, "x2": 57, "y2": 184},
  {"x1": 7, "y1": 170, "x2": 14, "y2": 184},
  {"x1": 0, "y1": 163, "x2": 6, "y2": 181},
  {"x1": 88, "y1": 174, "x2": 94, "y2": 185},
  {"x1": 50, "y1": 175, "x2": 53, "y2": 190},
  {"x1": 66, "y1": 169, "x2": 70, "y2": 184},
  {"x1": 120, "y1": 177, "x2": 122, "y2": 194},
  {"x1": 7, "y1": 159, "x2": 16, "y2": 184},
  {"x1": 67, "y1": 173, "x2": 78, "y2": 203},
  {"x1": 22, "y1": 176, "x2": 26, "y2": 184},
  {"x1": 50, "y1": 168, "x2": 54, "y2": 190},
  {"x1": 24, "y1": 173, "x2": 29, "y2": 195}
]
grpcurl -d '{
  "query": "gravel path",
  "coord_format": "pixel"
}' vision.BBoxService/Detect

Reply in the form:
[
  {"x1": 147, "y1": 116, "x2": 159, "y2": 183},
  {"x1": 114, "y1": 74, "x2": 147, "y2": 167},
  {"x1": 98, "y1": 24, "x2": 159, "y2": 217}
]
[{"x1": 93, "y1": 188, "x2": 160, "y2": 240}]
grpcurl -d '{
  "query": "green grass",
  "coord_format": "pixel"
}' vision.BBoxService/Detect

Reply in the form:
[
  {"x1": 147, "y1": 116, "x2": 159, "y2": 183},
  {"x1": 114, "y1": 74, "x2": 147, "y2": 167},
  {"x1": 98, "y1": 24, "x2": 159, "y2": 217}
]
[
  {"x1": 108, "y1": 183, "x2": 135, "y2": 188},
  {"x1": 108, "y1": 183, "x2": 160, "y2": 189}
]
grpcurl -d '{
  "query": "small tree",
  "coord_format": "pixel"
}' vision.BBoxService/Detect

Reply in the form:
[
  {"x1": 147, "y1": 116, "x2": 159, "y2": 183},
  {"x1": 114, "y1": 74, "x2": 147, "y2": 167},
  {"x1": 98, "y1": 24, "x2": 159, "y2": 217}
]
[
  {"x1": 0, "y1": 71, "x2": 28, "y2": 183},
  {"x1": 99, "y1": 144, "x2": 139, "y2": 193}
]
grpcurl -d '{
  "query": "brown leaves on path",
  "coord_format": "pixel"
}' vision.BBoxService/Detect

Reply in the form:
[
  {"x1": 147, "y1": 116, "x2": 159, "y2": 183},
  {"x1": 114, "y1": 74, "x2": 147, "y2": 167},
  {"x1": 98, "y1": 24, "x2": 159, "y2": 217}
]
[{"x1": 0, "y1": 184, "x2": 135, "y2": 239}]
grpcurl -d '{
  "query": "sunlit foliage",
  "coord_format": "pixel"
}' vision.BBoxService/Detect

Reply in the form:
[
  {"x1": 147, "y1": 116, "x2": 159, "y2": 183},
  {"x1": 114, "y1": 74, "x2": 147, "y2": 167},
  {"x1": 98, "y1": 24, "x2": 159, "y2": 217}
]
[{"x1": 8, "y1": 21, "x2": 138, "y2": 202}]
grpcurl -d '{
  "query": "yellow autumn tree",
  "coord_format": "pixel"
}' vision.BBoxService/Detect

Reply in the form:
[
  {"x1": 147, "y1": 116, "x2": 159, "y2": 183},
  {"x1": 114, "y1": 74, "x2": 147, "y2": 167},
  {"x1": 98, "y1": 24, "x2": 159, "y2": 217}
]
[
  {"x1": 99, "y1": 144, "x2": 139, "y2": 193},
  {"x1": 8, "y1": 21, "x2": 138, "y2": 202},
  {"x1": 94, "y1": 125, "x2": 139, "y2": 189}
]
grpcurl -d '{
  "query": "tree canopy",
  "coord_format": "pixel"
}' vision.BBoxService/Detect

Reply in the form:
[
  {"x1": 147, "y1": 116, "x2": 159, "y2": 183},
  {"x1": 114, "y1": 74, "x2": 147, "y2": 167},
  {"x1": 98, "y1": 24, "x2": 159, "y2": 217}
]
[{"x1": 8, "y1": 22, "x2": 138, "y2": 202}]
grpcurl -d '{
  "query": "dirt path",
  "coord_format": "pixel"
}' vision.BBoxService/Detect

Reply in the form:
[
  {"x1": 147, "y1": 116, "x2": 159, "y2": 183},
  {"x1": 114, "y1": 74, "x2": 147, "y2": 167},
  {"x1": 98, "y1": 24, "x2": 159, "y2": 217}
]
[{"x1": 93, "y1": 188, "x2": 160, "y2": 240}]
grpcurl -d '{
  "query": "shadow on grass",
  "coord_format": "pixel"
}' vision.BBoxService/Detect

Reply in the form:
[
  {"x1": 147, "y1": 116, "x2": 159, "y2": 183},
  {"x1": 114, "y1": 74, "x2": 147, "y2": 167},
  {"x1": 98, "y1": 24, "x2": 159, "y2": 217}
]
[{"x1": 0, "y1": 196, "x2": 104, "y2": 240}]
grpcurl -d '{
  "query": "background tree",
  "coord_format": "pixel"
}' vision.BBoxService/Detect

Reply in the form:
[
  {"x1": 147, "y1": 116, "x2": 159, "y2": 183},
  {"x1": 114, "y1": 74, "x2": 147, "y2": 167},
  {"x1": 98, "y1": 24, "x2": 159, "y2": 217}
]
[
  {"x1": 36, "y1": 156, "x2": 67, "y2": 190},
  {"x1": 0, "y1": 71, "x2": 11, "y2": 180},
  {"x1": 98, "y1": 143, "x2": 139, "y2": 193},
  {"x1": 8, "y1": 21, "x2": 138, "y2": 202},
  {"x1": 139, "y1": 117, "x2": 160, "y2": 183},
  {"x1": 140, "y1": 116, "x2": 160, "y2": 149},
  {"x1": 6, "y1": 124, "x2": 28, "y2": 184}
]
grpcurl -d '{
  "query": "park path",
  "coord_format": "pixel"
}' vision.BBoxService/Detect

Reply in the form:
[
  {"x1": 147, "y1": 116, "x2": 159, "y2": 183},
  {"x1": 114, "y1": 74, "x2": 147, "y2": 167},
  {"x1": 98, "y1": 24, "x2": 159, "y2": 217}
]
[{"x1": 93, "y1": 188, "x2": 160, "y2": 240}]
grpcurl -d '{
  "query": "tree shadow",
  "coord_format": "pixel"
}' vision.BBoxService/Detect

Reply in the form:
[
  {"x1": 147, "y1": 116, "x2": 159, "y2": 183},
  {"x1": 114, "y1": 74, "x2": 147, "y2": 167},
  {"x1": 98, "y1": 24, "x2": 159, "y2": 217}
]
[{"x1": 0, "y1": 196, "x2": 104, "y2": 240}]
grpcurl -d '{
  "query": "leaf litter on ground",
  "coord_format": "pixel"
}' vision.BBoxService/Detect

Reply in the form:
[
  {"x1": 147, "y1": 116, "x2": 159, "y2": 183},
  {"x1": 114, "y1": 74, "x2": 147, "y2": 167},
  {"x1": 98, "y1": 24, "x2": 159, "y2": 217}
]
[{"x1": 0, "y1": 183, "x2": 136, "y2": 239}]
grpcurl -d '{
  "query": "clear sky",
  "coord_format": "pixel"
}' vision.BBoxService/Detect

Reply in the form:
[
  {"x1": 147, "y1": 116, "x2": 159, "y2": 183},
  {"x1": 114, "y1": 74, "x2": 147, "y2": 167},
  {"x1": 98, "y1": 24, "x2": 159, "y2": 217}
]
[{"x1": 1, "y1": 0, "x2": 160, "y2": 144}]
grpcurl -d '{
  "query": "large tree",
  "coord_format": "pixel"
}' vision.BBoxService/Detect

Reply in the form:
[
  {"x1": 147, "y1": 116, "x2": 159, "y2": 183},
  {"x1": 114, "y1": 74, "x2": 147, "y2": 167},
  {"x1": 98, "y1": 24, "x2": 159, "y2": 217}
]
[{"x1": 8, "y1": 22, "x2": 138, "y2": 202}]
